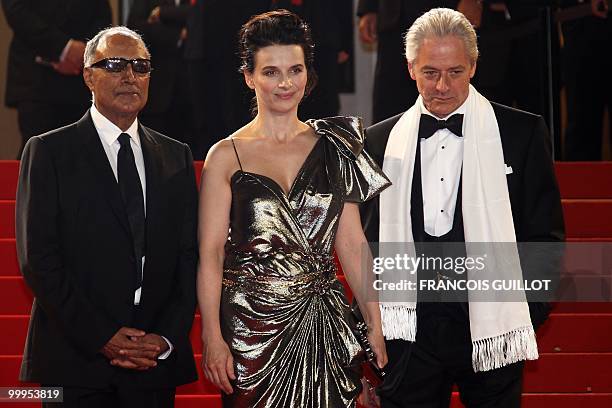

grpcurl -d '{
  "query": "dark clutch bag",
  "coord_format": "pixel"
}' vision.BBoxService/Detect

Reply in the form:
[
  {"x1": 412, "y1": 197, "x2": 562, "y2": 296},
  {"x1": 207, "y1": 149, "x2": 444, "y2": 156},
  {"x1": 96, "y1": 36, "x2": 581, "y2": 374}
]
[{"x1": 350, "y1": 301, "x2": 386, "y2": 388}]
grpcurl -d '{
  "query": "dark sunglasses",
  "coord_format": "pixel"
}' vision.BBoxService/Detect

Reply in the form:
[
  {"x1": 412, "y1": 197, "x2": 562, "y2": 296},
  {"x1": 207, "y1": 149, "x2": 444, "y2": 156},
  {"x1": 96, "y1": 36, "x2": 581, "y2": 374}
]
[{"x1": 89, "y1": 58, "x2": 152, "y2": 74}]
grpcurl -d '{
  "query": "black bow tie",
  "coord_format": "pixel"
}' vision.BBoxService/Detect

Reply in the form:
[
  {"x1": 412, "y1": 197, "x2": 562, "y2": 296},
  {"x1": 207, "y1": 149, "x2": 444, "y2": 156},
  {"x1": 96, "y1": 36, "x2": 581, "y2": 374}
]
[{"x1": 418, "y1": 113, "x2": 464, "y2": 139}]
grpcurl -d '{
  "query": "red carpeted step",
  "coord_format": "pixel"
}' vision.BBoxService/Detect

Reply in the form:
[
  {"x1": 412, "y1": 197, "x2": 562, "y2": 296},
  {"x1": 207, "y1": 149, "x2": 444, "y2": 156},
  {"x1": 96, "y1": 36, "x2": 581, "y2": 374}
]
[
  {"x1": 2, "y1": 353, "x2": 612, "y2": 393},
  {"x1": 450, "y1": 392, "x2": 612, "y2": 408},
  {"x1": 0, "y1": 239, "x2": 19, "y2": 276},
  {"x1": 562, "y1": 199, "x2": 612, "y2": 238},
  {"x1": 0, "y1": 277, "x2": 32, "y2": 314},
  {"x1": 555, "y1": 162, "x2": 612, "y2": 199},
  {"x1": 4, "y1": 312, "x2": 610, "y2": 357},
  {"x1": 0, "y1": 161, "x2": 19, "y2": 200},
  {"x1": 1, "y1": 161, "x2": 610, "y2": 201},
  {"x1": 3, "y1": 355, "x2": 612, "y2": 406},
  {"x1": 537, "y1": 313, "x2": 612, "y2": 352},
  {"x1": 0, "y1": 200, "x2": 15, "y2": 239},
  {"x1": 1, "y1": 392, "x2": 611, "y2": 408},
  {"x1": 4, "y1": 199, "x2": 611, "y2": 238},
  {"x1": 0, "y1": 355, "x2": 25, "y2": 388},
  {"x1": 524, "y1": 353, "x2": 612, "y2": 392},
  {"x1": 0, "y1": 316, "x2": 28, "y2": 355},
  {"x1": 552, "y1": 302, "x2": 612, "y2": 313},
  {"x1": 176, "y1": 395, "x2": 221, "y2": 408}
]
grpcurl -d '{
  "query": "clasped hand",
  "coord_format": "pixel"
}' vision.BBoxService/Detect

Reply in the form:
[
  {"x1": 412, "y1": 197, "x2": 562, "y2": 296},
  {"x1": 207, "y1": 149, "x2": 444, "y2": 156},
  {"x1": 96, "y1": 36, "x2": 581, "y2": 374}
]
[{"x1": 101, "y1": 327, "x2": 168, "y2": 370}]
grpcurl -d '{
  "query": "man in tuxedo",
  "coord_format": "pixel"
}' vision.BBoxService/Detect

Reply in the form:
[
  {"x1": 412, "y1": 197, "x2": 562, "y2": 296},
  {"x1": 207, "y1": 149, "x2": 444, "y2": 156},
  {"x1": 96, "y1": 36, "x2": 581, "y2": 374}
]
[
  {"x1": 16, "y1": 26, "x2": 198, "y2": 407},
  {"x1": 1, "y1": 0, "x2": 112, "y2": 158},
  {"x1": 360, "y1": 8, "x2": 564, "y2": 407}
]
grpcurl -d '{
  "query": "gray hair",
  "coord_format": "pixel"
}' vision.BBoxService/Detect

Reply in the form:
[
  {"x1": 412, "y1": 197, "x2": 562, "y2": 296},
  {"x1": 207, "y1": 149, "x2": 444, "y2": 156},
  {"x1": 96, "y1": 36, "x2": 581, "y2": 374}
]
[
  {"x1": 404, "y1": 8, "x2": 478, "y2": 65},
  {"x1": 84, "y1": 26, "x2": 149, "y2": 67}
]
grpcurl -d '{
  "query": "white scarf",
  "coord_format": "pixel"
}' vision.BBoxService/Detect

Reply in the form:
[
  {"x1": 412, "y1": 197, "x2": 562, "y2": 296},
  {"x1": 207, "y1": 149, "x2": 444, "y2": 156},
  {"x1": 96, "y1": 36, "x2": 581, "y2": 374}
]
[{"x1": 378, "y1": 85, "x2": 538, "y2": 372}]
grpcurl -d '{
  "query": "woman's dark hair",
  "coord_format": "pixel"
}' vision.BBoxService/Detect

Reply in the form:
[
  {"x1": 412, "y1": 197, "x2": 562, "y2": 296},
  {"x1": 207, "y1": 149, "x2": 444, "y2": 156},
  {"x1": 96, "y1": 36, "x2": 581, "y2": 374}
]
[{"x1": 238, "y1": 9, "x2": 318, "y2": 98}]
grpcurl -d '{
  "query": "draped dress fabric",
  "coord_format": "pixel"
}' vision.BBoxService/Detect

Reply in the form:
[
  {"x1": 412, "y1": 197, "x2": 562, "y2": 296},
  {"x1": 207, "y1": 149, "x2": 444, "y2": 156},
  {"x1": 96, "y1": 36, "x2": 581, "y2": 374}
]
[{"x1": 220, "y1": 116, "x2": 391, "y2": 407}]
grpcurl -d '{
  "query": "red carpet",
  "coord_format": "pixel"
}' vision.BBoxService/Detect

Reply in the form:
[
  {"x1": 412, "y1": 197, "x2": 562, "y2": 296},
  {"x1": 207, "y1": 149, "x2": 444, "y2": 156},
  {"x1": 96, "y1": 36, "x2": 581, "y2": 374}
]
[{"x1": 1, "y1": 160, "x2": 611, "y2": 407}]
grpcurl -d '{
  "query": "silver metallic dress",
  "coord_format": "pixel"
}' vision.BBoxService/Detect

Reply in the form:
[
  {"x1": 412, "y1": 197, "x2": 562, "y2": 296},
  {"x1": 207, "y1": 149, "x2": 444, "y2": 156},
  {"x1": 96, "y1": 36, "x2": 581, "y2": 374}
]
[{"x1": 221, "y1": 116, "x2": 390, "y2": 407}]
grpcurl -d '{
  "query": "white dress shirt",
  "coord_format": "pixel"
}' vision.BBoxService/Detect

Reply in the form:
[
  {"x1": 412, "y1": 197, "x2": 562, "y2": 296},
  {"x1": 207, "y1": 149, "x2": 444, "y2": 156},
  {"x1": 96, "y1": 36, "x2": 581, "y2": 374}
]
[
  {"x1": 418, "y1": 98, "x2": 467, "y2": 237},
  {"x1": 90, "y1": 104, "x2": 146, "y2": 305},
  {"x1": 90, "y1": 105, "x2": 173, "y2": 359}
]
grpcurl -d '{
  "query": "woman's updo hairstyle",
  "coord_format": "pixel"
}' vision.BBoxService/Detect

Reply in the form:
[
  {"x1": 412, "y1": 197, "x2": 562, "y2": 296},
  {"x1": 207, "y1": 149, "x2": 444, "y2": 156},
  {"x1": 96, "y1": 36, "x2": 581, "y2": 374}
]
[{"x1": 238, "y1": 9, "x2": 318, "y2": 98}]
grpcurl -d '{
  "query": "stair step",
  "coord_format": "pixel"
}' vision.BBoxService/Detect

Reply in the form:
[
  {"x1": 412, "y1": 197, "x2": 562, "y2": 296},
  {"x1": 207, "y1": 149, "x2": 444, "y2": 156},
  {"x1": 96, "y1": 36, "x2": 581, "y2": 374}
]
[
  {"x1": 1, "y1": 393, "x2": 611, "y2": 408},
  {"x1": 556, "y1": 162, "x2": 612, "y2": 199},
  {"x1": 453, "y1": 393, "x2": 612, "y2": 408},
  {"x1": 536, "y1": 314, "x2": 612, "y2": 352},
  {"x1": 4, "y1": 199, "x2": 612, "y2": 239},
  {"x1": 3, "y1": 312, "x2": 610, "y2": 356},
  {"x1": 2, "y1": 352, "x2": 612, "y2": 393},
  {"x1": 2, "y1": 274, "x2": 611, "y2": 316},
  {"x1": 0, "y1": 201, "x2": 15, "y2": 239},
  {"x1": 0, "y1": 277, "x2": 32, "y2": 314},
  {"x1": 552, "y1": 302, "x2": 612, "y2": 313},
  {"x1": 0, "y1": 239, "x2": 19, "y2": 276},
  {"x1": 0, "y1": 161, "x2": 19, "y2": 200},
  {"x1": 1, "y1": 161, "x2": 611, "y2": 201},
  {"x1": 562, "y1": 199, "x2": 612, "y2": 238}
]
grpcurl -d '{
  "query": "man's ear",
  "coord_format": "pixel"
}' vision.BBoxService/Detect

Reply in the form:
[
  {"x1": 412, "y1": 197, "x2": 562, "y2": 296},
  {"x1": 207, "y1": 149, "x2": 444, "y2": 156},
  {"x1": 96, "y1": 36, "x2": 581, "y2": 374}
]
[
  {"x1": 244, "y1": 71, "x2": 255, "y2": 89},
  {"x1": 83, "y1": 68, "x2": 94, "y2": 92},
  {"x1": 469, "y1": 61, "x2": 477, "y2": 79},
  {"x1": 408, "y1": 61, "x2": 416, "y2": 80}
]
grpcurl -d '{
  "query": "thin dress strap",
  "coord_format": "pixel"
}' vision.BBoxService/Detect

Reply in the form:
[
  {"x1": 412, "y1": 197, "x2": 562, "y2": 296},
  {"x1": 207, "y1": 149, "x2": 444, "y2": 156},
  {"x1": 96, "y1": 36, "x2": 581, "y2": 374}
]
[{"x1": 230, "y1": 138, "x2": 243, "y2": 171}]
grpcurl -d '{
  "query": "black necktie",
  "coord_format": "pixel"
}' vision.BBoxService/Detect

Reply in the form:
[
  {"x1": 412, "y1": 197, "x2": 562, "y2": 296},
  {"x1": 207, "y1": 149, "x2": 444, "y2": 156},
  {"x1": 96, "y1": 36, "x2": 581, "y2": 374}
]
[
  {"x1": 418, "y1": 113, "x2": 464, "y2": 139},
  {"x1": 117, "y1": 133, "x2": 145, "y2": 290}
]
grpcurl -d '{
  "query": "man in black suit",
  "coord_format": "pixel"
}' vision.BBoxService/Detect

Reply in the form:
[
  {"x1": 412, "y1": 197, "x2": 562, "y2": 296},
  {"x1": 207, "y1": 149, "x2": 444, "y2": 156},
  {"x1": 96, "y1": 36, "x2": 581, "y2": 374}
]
[
  {"x1": 357, "y1": 0, "x2": 459, "y2": 123},
  {"x1": 269, "y1": 0, "x2": 353, "y2": 120},
  {"x1": 16, "y1": 26, "x2": 198, "y2": 407},
  {"x1": 360, "y1": 8, "x2": 564, "y2": 407},
  {"x1": 127, "y1": 0, "x2": 196, "y2": 156},
  {"x1": 1, "y1": 0, "x2": 112, "y2": 158},
  {"x1": 561, "y1": 0, "x2": 611, "y2": 160}
]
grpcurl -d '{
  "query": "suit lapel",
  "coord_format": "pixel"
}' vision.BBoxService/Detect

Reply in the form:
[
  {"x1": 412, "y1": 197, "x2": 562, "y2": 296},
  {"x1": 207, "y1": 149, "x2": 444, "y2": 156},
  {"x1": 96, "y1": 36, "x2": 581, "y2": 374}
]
[
  {"x1": 139, "y1": 125, "x2": 162, "y2": 252},
  {"x1": 77, "y1": 111, "x2": 132, "y2": 237}
]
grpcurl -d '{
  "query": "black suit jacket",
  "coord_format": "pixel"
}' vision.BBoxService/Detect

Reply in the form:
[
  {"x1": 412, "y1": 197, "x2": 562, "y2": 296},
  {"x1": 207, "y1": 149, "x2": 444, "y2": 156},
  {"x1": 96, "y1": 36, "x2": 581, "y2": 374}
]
[
  {"x1": 1, "y1": 0, "x2": 111, "y2": 107},
  {"x1": 127, "y1": 0, "x2": 191, "y2": 114},
  {"x1": 16, "y1": 111, "x2": 198, "y2": 388}
]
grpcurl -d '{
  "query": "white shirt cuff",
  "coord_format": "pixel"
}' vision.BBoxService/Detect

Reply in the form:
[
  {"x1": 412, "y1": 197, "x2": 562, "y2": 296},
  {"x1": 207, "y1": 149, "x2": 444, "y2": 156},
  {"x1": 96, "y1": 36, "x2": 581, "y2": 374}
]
[{"x1": 158, "y1": 336, "x2": 173, "y2": 359}]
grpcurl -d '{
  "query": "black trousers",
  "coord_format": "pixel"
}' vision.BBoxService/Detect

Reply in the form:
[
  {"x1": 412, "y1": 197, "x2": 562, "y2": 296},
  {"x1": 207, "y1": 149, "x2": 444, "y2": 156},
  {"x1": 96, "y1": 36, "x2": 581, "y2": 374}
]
[
  {"x1": 42, "y1": 384, "x2": 176, "y2": 408},
  {"x1": 380, "y1": 315, "x2": 524, "y2": 408}
]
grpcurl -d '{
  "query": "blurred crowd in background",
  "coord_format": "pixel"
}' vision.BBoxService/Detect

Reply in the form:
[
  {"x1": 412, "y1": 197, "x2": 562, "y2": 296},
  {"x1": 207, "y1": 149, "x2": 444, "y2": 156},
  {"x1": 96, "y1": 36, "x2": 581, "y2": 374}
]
[{"x1": 2, "y1": 0, "x2": 610, "y2": 161}]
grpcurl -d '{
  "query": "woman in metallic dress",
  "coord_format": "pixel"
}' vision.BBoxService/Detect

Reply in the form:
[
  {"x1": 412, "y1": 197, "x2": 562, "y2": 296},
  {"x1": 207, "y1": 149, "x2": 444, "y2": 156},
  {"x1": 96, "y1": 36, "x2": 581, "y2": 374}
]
[{"x1": 197, "y1": 10, "x2": 389, "y2": 407}]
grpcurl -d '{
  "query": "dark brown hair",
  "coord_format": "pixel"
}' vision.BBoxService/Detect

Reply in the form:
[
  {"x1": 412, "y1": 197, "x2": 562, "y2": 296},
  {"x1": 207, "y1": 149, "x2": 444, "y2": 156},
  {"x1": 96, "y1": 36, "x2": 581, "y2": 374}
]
[{"x1": 238, "y1": 9, "x2": 318, "y2": 98}]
